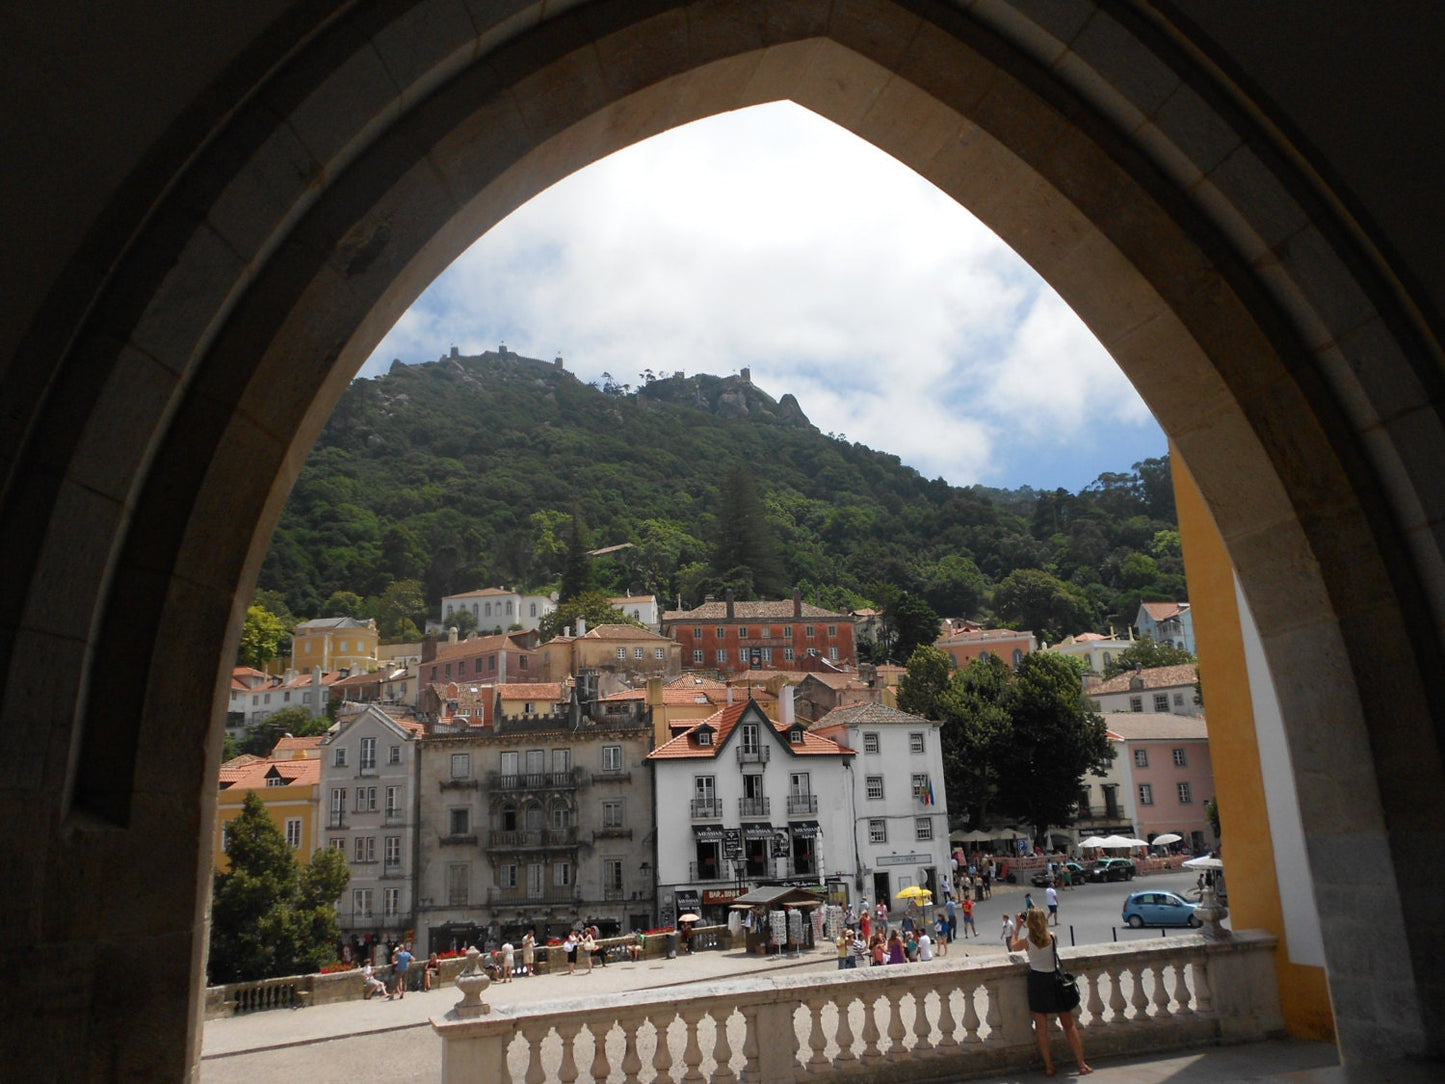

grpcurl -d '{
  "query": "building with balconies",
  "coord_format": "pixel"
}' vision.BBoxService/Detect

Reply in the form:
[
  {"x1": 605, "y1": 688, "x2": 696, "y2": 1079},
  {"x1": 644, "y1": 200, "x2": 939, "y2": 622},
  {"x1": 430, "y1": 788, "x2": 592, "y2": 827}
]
[
  {"x1": 316, "y1": 704, "x2": 425, "y2": 938},
  {"x1": 414, "y1": 708, "x2": 655, "y2": 953},
  {"x1": 647, "y1": 692, "x2": 853, "y2": 926},
  {"x1": 812, "y1": 702, "x2": 951, "y2": 909}
]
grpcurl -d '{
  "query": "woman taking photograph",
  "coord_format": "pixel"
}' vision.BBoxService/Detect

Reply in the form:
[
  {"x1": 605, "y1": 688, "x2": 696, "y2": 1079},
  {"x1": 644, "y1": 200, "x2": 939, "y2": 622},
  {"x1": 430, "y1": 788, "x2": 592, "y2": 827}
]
[{"x1": 1008, "y1": 907, "x2": 1092, "y2": 1076}]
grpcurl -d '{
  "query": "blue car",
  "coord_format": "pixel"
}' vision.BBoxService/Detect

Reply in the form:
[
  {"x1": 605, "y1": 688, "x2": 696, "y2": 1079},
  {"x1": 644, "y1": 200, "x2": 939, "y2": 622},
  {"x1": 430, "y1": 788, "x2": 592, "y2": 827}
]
[{"x1": 1121, "y1": 890, "x2": 1202, "y2": 928}]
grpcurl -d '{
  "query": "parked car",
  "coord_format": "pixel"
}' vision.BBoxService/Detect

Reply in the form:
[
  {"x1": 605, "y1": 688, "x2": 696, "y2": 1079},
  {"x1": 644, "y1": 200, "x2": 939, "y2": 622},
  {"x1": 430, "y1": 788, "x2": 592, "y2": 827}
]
[
  {"x1": 1086, "y1": 858, "x2": 1136, "y2": 882},
  {"x1": 1030, "y1": 862, "x2": 1086, "y2": 887},
  {"x1": 1121, "y1": 890, "x2": 1201, "y2": 928}
]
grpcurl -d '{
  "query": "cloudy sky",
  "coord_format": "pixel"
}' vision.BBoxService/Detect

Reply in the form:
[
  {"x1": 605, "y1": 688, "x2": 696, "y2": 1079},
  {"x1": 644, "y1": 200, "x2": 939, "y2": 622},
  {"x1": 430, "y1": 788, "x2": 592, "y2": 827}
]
[{"x1": 360, "y1": 102, "x2": 1165, "y2": 491}]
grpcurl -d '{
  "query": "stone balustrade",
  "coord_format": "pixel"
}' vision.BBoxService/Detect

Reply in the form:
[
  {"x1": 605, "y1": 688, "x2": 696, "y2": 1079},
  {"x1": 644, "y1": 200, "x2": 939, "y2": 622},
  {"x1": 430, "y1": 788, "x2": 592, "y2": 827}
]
[{"x1": 433, "y1": 929, "x2": 1281, "y2": 1082}]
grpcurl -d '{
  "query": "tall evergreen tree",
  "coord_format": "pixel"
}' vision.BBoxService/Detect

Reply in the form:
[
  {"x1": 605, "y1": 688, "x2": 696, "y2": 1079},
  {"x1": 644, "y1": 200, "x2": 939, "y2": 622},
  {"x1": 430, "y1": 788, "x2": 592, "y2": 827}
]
[
  {"x1": 712, "y1": 463, "x2": 788, "y2": 599},
  {"x1": 559, "y1": 511, "x2": 595, "y2": 603},
  {"x1": 209, "y1": 792, "x2": 350, "y2": 983}
]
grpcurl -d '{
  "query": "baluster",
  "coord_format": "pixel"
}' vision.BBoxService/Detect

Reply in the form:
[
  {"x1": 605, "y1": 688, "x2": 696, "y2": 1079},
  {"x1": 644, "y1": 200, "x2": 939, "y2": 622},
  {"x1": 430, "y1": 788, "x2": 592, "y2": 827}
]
[
  {"x1": 1192, "y1": 958, "x2": 1214, "y2": 1017},
  {"x1": 859, "y1": 993, "x2": 884, "y2": 1067},
  {"x1": 911, "y1": 984, "x2": 933, "y2": 1053},
  {"x1": 1170, "y1": 960, "x2": 1191, "y2": 1016},
  {"x1": 1083, "y1": 967, "x2": 1106, "y2": 1026},
  {"x1": 555, "y1": 1020, "x2": 582, "y2": 1084},
  {"x1": 712, "y1": 1006, "x2": 738, "y2": 1082},
  {"x1": 983, "y1": 979, "x2": 1005, "y2": 1044},
  {"x1": 962, "y1": 982, "x2": 982, "y2": 1044},
  {"x1": 618, "y1": 1011, "x2": 646, "y2": 1084},
  {"x1": 738, "y1": 1005, "x2": 762, "y2": 1083},
  {"x1": 588, "y1": 1019, "x2": 613, "y2": 1081},
  {"x1": 650, "y1": 1009, "x2": 676, "y2": 1081},
  {"x1": 679, "y1": 1007, "x2": 706, "y2": 1083},
  {"x1": 885, "y1": 988, "x2": 908, "y2": 1062},
  {"x1": 1128, "y1": 963, "x2": 1151, "y2": 1021},
  {"x1": 1152, "y1": 962, "x2": 1173, "y2": 1019},
  {"x1": 834, "y1": 994, "x2": 857, "y2": 1062},
  {"x1": 805, "y1": 994, "x2": 830, "y2": 1068},
  {"x1": 1106, "y1": 964, "x2": 1129, "y2": 1024},
  {"x1": 521, "y1": 1022, "x2": 551, "y2": 1084},
  {"x1": 935, "y1": 980, "x2": 960, "y2": 1050}
]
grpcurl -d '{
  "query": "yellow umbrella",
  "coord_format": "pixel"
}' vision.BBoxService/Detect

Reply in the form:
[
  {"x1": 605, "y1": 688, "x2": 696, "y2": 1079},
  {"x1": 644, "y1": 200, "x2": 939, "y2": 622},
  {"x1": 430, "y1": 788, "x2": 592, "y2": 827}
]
[{"x1": 896, "y1": 885, "x2": 933, "y2": 902}]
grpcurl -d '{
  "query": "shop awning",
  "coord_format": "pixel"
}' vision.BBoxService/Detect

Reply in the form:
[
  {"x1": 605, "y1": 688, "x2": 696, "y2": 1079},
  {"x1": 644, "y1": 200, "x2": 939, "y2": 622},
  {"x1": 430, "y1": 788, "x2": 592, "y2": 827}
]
[
  {"x1": 791, "y1": 821, "x2": 822, "y2": 839},
  {"x1": 742, "y1": 823, "x2": 776, "y2": 841},
  {"x1": 693, "y1": 825, "x2": 725, "y2": 842}
]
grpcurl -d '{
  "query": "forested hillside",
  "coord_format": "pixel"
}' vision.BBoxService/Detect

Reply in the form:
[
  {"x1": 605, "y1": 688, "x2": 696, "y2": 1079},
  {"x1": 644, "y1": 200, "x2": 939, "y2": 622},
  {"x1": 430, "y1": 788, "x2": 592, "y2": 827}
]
[{"x1": 258, "y1": 350, "x2": 1183, "y2": 643}]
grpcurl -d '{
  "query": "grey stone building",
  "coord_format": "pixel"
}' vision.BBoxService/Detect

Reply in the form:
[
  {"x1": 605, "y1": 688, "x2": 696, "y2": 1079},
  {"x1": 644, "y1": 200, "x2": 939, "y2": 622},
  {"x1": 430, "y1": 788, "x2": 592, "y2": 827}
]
[{"x1": 415, "y1": 702, "x2": 656, "y2": 954}]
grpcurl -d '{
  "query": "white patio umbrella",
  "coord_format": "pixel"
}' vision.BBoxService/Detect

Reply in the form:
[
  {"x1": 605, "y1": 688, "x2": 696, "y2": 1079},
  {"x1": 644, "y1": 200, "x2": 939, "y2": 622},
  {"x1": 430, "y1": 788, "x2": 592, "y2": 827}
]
[
  {"x1": 1182, "y1": 856, "x2": 1224, "y2": 870},
  {"x1": 1077, "y1": 836, "x2": 1108, "y2": 849},
  {"x1": 1150, "y1": 833, "x2": 1183, "y2": 847},
  {"x1": 1096, "y1": 834, "x2": 1138, "y2": 849}
]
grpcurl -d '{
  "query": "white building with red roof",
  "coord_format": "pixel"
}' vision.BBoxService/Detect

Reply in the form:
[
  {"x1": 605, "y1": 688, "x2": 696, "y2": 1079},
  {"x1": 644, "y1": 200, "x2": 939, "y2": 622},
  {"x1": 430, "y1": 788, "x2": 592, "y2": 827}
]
[
  {"x1": 441, "y1": 586, "x2": 556, "y2": 633},
  {"x1": 646, "y1": 693, "x2": 854, "y2": 925}
]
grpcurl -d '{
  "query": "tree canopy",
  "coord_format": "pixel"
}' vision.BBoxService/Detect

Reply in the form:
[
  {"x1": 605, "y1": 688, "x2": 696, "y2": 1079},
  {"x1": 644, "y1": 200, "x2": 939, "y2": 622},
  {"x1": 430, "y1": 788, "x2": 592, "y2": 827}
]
[
  {"x1": 208, "y1": 792, "x2": 350, "y2": 983},
  {"x1": 240, "y1": 706, "x2": 331, "y2": 757},
  {"x1": 898, "y1": 647, "x2": 1114, "y2": 840},
  {"x1": 536, "y1": 589, "x2": 641, "y2": 642},
  {"x1": 1100, "y1": 636, "x2": 1198, "y2": 678},
  {"x1": 237, "y1": 605, "x2": 289, "y2": 669}
]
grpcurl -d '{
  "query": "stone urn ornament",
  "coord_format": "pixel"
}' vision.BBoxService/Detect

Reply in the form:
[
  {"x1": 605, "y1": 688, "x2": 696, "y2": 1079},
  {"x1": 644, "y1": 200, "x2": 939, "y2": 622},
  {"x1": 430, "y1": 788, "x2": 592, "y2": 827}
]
[
  {"x1": 1193, "y1": 874, "x2": 1230, "y2": 940},
  {"x1": 451, "y1": 946, "x2": 492, "y2": 1018}
]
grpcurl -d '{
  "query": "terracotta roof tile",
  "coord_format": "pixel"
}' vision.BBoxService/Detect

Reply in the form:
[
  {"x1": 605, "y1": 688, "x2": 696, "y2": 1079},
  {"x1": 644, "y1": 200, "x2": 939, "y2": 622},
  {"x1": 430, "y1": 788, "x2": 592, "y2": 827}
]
[
  {"x1": 1090, "y1": 664, "x2": 1198, "y2": 696},
  {"x1": 1103, "y1": 712, "x2": 1208, "y2": 740},
  {"x1": 662, "y1": 600, "x2": 848, "y2": 621}
]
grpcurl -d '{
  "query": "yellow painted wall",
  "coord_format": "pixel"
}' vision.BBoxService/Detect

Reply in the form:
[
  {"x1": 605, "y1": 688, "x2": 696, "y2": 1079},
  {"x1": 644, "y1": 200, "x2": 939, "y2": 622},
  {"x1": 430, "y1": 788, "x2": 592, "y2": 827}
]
[
  {"x1": 214, "y1": 784, "x2": 321, "y2": 874},
  {"x1": 1173, "y1": 449, "x2": 1335, "y2": 1041}
]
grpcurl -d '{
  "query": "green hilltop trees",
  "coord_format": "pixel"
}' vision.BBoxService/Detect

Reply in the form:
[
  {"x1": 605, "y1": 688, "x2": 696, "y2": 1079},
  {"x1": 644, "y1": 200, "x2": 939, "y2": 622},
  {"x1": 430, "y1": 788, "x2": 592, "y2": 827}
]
[{"x1": 209, "y1": 792, "x2": 350, "y2": 984}]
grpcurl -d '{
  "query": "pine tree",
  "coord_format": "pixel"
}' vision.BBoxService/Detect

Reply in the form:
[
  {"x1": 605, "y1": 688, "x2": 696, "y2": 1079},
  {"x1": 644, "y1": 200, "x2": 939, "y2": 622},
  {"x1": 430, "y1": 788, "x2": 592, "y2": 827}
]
[{"x1": 711, "y1": 463, "x2": 787, "y2": 599}]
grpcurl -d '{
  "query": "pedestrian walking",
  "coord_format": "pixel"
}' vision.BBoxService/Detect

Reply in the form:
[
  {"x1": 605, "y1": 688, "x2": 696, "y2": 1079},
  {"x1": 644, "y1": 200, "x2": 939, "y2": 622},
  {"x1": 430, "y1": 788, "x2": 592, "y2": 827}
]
[
  {"x1": 1046, "y1": 884, "x2": 1060, "y2": 926},
  {"x1": 390, "y1": 943, "x2": 413, "y2": 999},
  {"x1": 962, "y1": 895, "x2": 977, "y2": 937},
  {"x1": 1001, "y1": 911, "x2": 1016, "y2": 949},
  {"x1": 946, "y1": 895, "x2": 958, "y2": 941}
]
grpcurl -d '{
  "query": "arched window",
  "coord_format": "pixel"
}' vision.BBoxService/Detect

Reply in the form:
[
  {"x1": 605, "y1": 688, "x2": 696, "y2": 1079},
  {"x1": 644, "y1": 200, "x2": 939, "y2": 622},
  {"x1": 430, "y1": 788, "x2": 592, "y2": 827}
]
[{"x1": 1012, "y1": 649, "x2": 1024, "y2": 667}]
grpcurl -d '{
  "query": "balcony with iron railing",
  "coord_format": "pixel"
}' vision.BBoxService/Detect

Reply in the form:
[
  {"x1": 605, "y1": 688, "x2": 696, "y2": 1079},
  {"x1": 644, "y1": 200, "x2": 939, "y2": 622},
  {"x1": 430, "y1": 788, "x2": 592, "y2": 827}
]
[
  {"x1": 786, "y1": 793, "x2": 818, "y2": 816},
  {"x1": 738, "y1": 796, "x2": 770, "y2": 817},
  {"x1": 736, "y1": 744, "x2": 770, "y2": 765},
  {"x1": 591, "y1": 827, "x2": 633, "y2": 841},
  {"x1": 485, "y1": 885, "x2": 580, "y2": 906},
  {"x1": 485, "y1": 828, "x2": 578, "y2": 850},
  {"x1": 487, "y1": 767, "x2": 587, "y2": 792},
  {"x1": 589, "y1": 769, "x2": 633, "y2": 785},
  {"x1": 690, "y1": 799, "x2": 721, "y2": 819}
]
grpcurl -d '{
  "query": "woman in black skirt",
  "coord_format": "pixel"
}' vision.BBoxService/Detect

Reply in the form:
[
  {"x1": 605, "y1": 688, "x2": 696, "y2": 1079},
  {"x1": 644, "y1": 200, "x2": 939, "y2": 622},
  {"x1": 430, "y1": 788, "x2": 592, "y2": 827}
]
[{"x1": 1009, "y1": 907, "x2": 1092, "y2": 1076}]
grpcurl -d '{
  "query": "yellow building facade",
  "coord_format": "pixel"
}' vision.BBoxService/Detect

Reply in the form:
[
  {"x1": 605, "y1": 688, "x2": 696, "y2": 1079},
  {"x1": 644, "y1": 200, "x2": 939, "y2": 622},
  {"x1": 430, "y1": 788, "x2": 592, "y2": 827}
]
[
  {"x1": 290, "y1": 617, "x2": 380, "y2": 673},
  {"x1": 1174, "y1": 451, "x2": 1334, "y2": 1041},
  {"x1": 214, "y1": 752, "x2": 322, "y2": 874}
]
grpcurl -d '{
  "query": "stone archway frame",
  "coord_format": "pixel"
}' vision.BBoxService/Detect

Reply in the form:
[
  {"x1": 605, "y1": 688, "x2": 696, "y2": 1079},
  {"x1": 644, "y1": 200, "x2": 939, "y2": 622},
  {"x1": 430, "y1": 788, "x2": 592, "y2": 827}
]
[{"x1": 6, "y1": 0, "x2": 1443, "y2": 1075}]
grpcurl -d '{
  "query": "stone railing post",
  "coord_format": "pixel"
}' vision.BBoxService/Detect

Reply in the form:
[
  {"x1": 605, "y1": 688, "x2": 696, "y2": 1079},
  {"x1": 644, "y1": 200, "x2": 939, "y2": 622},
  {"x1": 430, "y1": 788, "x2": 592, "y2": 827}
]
[
  {"x1": 1201, "y1": 931, "x2": 1283, "y2": 1042},
  {"x1": 750, "y1": 1000, "x2": 798, "y2": 1083}
]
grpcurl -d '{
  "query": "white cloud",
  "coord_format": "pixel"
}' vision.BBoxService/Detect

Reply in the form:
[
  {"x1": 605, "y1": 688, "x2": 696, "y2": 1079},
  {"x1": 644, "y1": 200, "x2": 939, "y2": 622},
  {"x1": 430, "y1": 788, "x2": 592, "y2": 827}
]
[{"x1": 361, "y1": 102, "x2": 1162, "y2": 488}]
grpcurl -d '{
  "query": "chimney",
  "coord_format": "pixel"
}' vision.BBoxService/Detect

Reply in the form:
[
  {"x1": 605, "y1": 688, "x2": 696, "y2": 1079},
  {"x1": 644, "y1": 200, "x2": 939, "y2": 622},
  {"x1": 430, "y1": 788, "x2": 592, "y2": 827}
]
[
  {"x1": 726, "y1": 684, "x2": 734, "y2": 704},
  {"x1": 793, "y1": 588, "x2": 802, "y2": 618},
  {"x1": 781, "y1": 684, "x2": 795, "y2": 727},
  {"x1": 725, "y1": 590, "x2": 735, "y2": 620},
  {"x1": 448, "y1": 626, "x2": 458, "y2": 644},
  {"x1": 577, "y1": 617, "x2": 587, "y2": 637},
  {"x1": 422, "y1": 637, "x2": 437, "y2": 664},
  {"x1": 648, "y1": 677, "x2": 667, "y2": 748}
]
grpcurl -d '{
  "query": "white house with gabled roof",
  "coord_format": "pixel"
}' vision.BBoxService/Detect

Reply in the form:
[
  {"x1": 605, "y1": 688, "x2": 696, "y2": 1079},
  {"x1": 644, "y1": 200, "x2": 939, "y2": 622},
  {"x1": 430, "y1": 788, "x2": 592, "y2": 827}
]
[
  {"x1": 317, "y1": 704, "x2": 425, "y2": 938},
  {"x1": 812, "y1": 702, "x2": 951, "y2": 912},
  {"x1": 646, "y1": 693, "x2": 853, "y2": 927}
]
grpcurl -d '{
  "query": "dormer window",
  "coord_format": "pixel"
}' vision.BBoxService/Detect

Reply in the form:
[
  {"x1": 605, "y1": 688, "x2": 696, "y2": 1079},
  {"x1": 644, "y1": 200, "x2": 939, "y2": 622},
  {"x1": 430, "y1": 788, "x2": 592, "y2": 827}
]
[
  {"x1": 789, "y1": 726, "x2": 805, "y2": 744},
  {"x1": 695, "y1": 728, "x2": 713, "y2": 747}
]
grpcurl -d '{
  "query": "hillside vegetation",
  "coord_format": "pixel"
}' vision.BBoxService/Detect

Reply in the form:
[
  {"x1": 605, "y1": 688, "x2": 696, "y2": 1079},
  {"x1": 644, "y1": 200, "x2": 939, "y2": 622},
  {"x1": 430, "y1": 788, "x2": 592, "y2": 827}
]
[{"x1": 258, "y1": 350, "x2": 1182, "y2": 642}]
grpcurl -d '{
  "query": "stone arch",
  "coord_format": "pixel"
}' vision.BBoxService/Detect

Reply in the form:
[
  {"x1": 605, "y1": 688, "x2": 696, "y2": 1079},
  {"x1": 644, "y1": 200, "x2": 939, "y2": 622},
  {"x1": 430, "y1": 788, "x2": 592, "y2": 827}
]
[{"x1": 3, "y1": 1, "x2": 1443, "y2": 1076}]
